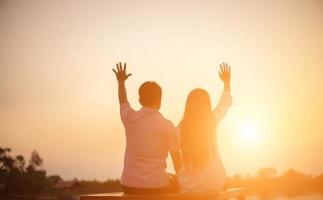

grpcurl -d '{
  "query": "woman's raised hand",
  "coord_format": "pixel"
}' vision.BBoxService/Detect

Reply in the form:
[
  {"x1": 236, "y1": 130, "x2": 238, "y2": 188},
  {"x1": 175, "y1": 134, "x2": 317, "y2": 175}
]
[{"x1": 218, "y1": 63, "x2": 231, "y2": 84}]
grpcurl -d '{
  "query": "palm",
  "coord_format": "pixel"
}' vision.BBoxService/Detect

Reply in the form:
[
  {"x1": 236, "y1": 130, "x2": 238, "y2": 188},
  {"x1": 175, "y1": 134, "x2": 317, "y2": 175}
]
[
  {"x1": 113, "y1": 62, "x2": 132, "y2": 82},
  {"x1": 218, "y1": 63, "x2": 231, "y2": 83}
]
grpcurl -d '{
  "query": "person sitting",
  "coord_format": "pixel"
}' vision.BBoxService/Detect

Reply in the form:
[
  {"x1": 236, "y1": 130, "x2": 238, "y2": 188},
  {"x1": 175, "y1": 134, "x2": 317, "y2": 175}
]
[
  {"x1": 177, "y1": 63, "x2": 232, "y2": 192},
  {"x1": 112, "y1": 62, "x2": 181, "y2": 194}
]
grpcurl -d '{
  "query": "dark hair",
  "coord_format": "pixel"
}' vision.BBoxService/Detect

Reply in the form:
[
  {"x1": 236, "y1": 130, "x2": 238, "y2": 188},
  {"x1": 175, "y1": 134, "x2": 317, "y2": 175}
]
[
  {"x1": 138, "y1": 81, "x2": 162, "y2": 108},
  {"x1": 180, "y1": 88, "x2": 216, "y2": 170}
]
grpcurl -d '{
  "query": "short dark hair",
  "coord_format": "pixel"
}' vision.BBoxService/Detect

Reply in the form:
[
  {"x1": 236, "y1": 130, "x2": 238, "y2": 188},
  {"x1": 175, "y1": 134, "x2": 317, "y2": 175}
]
[{"x1": 138, "y1": 81, "x2": 162, "y2": 107}]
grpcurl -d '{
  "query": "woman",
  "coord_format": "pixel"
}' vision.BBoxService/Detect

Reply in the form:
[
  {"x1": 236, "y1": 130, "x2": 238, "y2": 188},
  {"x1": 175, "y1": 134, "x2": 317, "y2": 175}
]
[{"x1": 177, "y1": 63, "x2": 232, "y2": 193}]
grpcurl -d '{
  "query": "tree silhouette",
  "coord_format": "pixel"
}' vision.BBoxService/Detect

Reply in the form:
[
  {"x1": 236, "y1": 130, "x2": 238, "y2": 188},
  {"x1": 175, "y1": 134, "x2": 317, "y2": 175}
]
[
  {"x1": 1, "y1": 147, "x2": 323, "y2": 196},
  {"x1": 257, "y1": 168, "x2": 277, "y2": 179},
  {"x1": 28, "y1": 151, "x2": 43, "y2": 171},
  {"x1": 0, "y1": 147, "x2": 57, "y2": 195}
]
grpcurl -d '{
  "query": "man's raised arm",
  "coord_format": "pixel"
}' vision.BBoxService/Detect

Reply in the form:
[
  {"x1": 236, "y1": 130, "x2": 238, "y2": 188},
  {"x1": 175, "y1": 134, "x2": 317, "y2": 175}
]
[{"x1": 112, "y1": 62, "x2": 132, "y2": 106}]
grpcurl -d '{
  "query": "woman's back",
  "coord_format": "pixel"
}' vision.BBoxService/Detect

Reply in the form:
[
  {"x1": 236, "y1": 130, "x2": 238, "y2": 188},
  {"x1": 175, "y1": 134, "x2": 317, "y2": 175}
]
[
  {"x1": 177, "y1": 146, "x2": 226, "y2": 193},
  {"x1": 177, "y1": 63, "x2": 232, "y2": 193}
]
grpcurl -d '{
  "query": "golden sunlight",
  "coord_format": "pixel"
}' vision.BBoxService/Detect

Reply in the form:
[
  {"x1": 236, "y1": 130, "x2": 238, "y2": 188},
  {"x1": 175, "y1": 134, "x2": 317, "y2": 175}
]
[{"x1": 238, "y1": 120, "x2": 261, "y2": 144}]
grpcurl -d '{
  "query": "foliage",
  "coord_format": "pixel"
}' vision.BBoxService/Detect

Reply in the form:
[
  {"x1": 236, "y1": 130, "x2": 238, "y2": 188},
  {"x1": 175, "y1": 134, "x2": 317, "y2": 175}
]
[
  {"x1": 0, "y1": 147, "x2": 61, "y2": 195},
  {"x1": 1, "y1": 147, "x2": 323, "y2": 197},
  {"x1": 227, "y1": 167, "x2": 323, "y2": 196}
]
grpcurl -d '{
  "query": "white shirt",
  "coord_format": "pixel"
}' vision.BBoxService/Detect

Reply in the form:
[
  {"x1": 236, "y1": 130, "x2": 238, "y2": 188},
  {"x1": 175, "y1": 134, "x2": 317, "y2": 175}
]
[
  {"x1": 120, "y1": 103, "x2": 179, "y2": 188},
  {"x1": 178, "y1": 91, "x2": 232, "y2": 193}
]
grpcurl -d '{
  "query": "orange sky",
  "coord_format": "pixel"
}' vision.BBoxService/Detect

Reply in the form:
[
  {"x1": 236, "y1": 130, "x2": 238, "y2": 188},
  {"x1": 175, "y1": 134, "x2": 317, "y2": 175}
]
[{"x1": 1, "y1": 0, "x2": 322, "y2": 180}]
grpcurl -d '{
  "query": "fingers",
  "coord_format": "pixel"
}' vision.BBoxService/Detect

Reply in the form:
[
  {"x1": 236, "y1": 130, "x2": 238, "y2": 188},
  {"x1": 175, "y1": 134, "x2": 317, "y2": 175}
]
[
  {"x1": 224, "y1": 63, "x2": 230, "y2": 74},
  {"x1": 114, "y1": 62, "x2": 130, "y2": 81},
  {"x1": 220, "y1": 63, "x2": 226, "y2": 76},
  {"x1": 218, "y1": 71, "x2": 222, "y2": 79},
  {"x1": 220, "y1": 62, "x2": 230, "y2": 73},
  {"x1": 223, "y1": 63, "x2": 227, "y2": 72},
  {"x1": 225, "y1": 63, "x2": 230, "y2": 72},
  {"x1": 116, "y1": 63, "x2": 120, "y2": 72},
  {"x1": 219, "y1": 64, "x2": 223, "y2": 78},
  {"x1": 116, "y1": 62, "x2": 127, "y2": 72},
  {"x1": 219, "y1": 62, "x2": 231, "y2": 81},
  {"x1": 119, "y1": 62, "x2": 122, "y2": 71}
]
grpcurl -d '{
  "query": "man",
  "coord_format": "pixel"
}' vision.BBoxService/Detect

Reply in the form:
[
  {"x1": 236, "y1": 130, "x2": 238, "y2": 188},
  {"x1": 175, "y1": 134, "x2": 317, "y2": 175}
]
[{"x1": 112, "y1": 62, "x2": 180, "y2": 194}]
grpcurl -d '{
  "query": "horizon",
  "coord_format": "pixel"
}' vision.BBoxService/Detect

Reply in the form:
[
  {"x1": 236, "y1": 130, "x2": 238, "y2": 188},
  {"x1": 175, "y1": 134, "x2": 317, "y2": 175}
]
[
  {"x1": 3, "y1": 146, "x2": 323, "y2": 181},
  {"x1": 1, "y1": 0, "x2": 322, "y2": 181}
]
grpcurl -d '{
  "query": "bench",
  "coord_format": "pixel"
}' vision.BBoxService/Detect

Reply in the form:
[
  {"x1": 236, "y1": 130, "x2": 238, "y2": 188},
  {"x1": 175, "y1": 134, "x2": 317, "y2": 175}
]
[{"x1": 80, "y1": 188, "x2": 246, "y2": 200}]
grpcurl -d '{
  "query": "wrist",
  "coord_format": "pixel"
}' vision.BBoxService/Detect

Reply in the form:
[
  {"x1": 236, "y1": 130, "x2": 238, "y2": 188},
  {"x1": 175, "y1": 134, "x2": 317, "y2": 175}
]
[
  {"x1": 118, "y1": 80, "x2": 125, "y2": 85},
  {"x1": 224, "y1": 82, "x2": 231, "y2": 91}
]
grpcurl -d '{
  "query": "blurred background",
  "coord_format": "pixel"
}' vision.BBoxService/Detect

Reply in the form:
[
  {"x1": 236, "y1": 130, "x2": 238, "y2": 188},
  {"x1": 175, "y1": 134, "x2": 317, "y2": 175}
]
[{"x1": 1, "y1": 0, "x2": 322, "y2": 187}]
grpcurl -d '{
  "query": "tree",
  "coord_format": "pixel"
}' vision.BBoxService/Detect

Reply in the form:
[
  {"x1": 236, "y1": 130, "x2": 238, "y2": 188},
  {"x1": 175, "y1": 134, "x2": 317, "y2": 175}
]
[
  {"x1": 47, "y1": 175, "x2": 62, "y2": 185},
  {"x1": 28, "y1": 151, "x2": 43, "y2": 171},
  {"x1": 257, "y1": 168, "x2": 277, "y2": 179},
  {"x1": 25, "y1": 151, "x2": 48, "y2": 194},
  {"x1": 0, "y1": 148, "x2": 14, "y2": 171},
  {"x1": 15, "y1": 155, "x2": 26, "y2": 171},
  {"x1": 0, "y1": 148, "x2": 28, "y2": 194},
  {"x1": 0, "y1": 147, "x2": 52, "y2": 194}
]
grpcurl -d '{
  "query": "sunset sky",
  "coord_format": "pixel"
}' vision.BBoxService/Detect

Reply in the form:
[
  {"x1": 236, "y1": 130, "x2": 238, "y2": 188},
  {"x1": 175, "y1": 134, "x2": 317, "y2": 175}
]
[{"x1": 1, "y1": 0, "x2": 322, "y2": 180}]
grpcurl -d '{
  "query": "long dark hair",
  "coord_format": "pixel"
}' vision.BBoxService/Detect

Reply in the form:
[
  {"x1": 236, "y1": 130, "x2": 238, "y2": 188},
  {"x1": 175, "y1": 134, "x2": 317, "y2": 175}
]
[{"x1": 179, "y1": 88, "x2": 216, "y2": 170}]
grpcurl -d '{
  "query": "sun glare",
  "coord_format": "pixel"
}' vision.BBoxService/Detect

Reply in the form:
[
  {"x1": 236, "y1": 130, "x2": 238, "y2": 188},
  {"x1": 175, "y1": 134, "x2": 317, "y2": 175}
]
[{"x1": 239, "y1": 121, "x2": 261, "y2": 144}]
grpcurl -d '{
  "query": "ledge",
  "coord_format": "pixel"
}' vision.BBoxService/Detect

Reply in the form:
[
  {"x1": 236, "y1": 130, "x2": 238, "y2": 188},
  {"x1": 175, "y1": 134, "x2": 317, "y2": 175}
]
[{"x1": 80, "y1": 188, "x2": 246, "y2": 200}]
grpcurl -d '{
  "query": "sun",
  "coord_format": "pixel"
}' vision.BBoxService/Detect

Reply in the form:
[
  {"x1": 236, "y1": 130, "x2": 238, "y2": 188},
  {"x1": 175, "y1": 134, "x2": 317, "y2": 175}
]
[{"x1": 238, "y1": 120, "x2": 261, "y2": 143}]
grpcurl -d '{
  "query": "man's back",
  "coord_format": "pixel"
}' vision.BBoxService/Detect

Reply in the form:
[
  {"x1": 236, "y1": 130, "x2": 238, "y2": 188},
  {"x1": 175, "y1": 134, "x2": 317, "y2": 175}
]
[
  {"x1": 113, "y1": 63, "x2": 180, "y2": 191},
  {"x1": 120, "y1": 103, "x2": 179, "y2": 188}
]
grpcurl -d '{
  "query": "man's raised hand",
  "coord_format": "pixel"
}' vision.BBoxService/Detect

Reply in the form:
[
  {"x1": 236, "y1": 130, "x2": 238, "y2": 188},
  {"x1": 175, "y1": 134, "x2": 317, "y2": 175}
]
[
  {"x1": 218, "y1": 63, "x2": 231, "y2": 84},
  {"x1": 112, "y1": 62, "x2": 132, "y2": 83}
]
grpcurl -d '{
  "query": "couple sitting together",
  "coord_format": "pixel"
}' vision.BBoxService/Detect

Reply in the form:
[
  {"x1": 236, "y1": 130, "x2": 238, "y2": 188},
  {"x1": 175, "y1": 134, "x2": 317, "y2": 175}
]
[{"x1": 112, "y1": 62, "x2": 232, "y2": 194}]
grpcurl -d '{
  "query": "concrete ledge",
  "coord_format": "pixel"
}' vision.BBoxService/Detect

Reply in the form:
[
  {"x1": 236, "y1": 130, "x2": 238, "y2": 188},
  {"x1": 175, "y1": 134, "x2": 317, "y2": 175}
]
[{"x1": 80, "y1": 188, "x2": 246, "y2": 200}]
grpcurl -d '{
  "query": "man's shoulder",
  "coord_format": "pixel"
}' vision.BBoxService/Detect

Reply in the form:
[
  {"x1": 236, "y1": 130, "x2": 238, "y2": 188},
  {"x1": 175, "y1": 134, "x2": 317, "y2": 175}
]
[
  {"x1": 158, "y1": 115, "x2": 176, "y2": 129},
  {"x1": 120, "y1": 103, "x2": 138, "y2": 123},
  {"x1": 157, "y1": 112, "x2": 169, "y2": 122}
]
